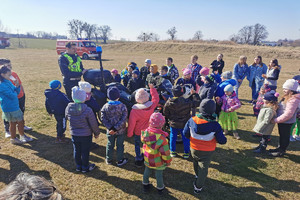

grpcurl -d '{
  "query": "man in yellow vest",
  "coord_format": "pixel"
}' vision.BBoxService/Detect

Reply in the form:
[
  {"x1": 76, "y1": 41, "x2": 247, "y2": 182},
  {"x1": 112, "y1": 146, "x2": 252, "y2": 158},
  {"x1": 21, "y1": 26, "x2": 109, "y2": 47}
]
[{"x1": 58, "y1": 42, "x2": 87, "y2": 100}]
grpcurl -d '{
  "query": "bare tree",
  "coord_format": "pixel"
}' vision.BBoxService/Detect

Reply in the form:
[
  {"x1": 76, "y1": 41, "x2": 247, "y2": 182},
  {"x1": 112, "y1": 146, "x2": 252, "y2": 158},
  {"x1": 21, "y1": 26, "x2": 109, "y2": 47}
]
[
  {"x1": 67, "y1": 19, "x2": 84, "y2": 38},
  {"x1": 252, "y1": 23, "x2": 268, "y2": 45},
  {"x1": 137, "y1": 32, "x2": 153, "y2": 41},
  {"x1": 167, "y1": 26, "x2": 177, "y2": 40},
  {"x1": 151, "y1": 33, "x2": 160, "y2": 42},
  {"x1": 82, "y1": 23, "x2": 96, "y2": 40},
  {"x1": 238, "y1": 25, "x2": 253, "y2": 44},
  {"x1": 193, "y1": 30, "x2": 203, "y2": 40},
  {"x1": 98, "y1": 25, "x2": 112, "y2": 44},
  {"x1": 229, "y1": 34, "x2": 241, "y2": 43}
]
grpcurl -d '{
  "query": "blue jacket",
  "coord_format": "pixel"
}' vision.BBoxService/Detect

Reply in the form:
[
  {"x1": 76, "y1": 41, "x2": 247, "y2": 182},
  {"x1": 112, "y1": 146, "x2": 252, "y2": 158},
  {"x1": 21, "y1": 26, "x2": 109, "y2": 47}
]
[
  {"x1": 0, "y1": 79, "x2": 20, "y2": 112},
  {"x1": 233, "y1": 63, "x2": 249, "y2": 80},
  {"x1": 45, "y1": 89, "x2": 71, "y2": 115},
  {"x1": 247, "y1": 63, "x2": 268, "y2": 87},
  {"x1": 215, "y1": 79, "x2": 237, "y2": 98}
]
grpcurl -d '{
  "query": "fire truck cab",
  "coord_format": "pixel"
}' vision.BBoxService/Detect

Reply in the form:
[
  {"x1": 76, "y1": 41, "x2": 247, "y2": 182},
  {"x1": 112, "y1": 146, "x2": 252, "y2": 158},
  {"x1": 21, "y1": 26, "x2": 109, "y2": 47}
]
[{"x1": 56, "y1": 39, "x2": 98, "y2": 59}]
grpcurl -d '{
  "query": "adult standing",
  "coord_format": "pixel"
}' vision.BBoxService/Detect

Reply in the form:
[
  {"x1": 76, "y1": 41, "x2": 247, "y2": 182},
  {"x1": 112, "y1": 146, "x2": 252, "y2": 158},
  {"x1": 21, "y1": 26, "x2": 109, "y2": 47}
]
[
  {"x1": 210, "y1": 54, "x2": 225, "y2": 75},
  {"x1": 58, "y1": 42, "x2": 87, "y2": 100},
  {"x1": 263, "y1": 59, "x2": 281, "y2": 91},
  {"x1": 233, "y1": 56, "x2": 249, "y2": 98}
]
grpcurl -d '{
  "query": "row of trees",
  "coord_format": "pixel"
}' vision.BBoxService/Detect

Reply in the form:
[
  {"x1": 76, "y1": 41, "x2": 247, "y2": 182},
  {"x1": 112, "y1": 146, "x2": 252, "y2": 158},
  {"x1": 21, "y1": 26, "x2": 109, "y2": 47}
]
[{"x1": 67, "y1": 19, "x2": 111, "y2": 43}]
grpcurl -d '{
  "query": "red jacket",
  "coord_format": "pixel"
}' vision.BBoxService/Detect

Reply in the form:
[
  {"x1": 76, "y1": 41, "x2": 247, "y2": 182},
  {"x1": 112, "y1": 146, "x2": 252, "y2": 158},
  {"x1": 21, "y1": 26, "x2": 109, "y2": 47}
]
[{"x1": 127, "y1": 88, "x2": 159, "y2": 137}]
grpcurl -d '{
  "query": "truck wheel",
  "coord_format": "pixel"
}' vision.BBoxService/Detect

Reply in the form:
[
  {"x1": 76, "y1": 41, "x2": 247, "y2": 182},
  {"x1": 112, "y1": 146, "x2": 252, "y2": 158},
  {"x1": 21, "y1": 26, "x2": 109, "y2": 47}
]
[{"x1": 82, "y1": 54, "x2": 89, "y2": 60}]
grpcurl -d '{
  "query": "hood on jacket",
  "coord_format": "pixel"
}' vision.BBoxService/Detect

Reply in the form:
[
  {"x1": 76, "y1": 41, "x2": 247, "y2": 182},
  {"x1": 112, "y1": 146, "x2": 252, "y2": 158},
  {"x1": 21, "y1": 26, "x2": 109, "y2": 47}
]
[
  {"x1": 45, "y1": 89, "x2": 61, "y2": 99},
  {"x1": 224, "y1": 79, "x2": 237, "y2": 86},
  {"x1": 66, "y1": 103, "x2": 88, "y2": 116},
  {"x1": 141, "y1": 130, "x2": 165, "y2": 150}
]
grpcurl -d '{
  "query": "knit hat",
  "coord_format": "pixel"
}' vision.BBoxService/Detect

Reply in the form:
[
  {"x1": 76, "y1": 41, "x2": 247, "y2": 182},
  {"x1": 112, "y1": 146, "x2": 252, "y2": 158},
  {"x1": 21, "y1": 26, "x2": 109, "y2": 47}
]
[
  {"x1": 135, "y1": 88, "x2": 150, "y2": 104},
  {"x1": 145, "y1": 59, "x2": 151, "y2": 64},
  {"x1": 283, "y1": 79, "x2": 299, "y2": 92},
  {"x1": 293, "y1": 75, "x2": 300, "y2": 81},
  {"x1": 49, "y1": 80, "x2": 61, "y2": 90},
  {"x1": 183, "y1": 68, "x2": 192, "y2": 76},
  {"x1": 172, "y1": 85, "x2": 184, "y2": 97},
  {"x1": 263, "y1": 90, "x2": 279, "y2": 102},
  {"x1": 72, "y1": 86, "x2": 87, "y2": 103},
  {"x1": 224, "y1": 84, "x2": 234, "y2": 93},
  {"x1": 132, "y1": 70, "x2": 140, "y2": 76},
  {"x1": 149, "y1": 112, "x2": 165, "y2": 128},
  {"x1": 205, "y1": 74, "x2": 215, "y2": 83},
  {"x1": 107, "y1": 86, "x2": 120, "y2": 100},
  {"x1": 199, "y1": 99, "x2": 216, "y2": 115},
  {"x1": 111, "y1": 68, "x2": 118, "y2": 74},
  {"x1": 78, "y1": 81, "x2": 92, "y2": 93},
  {"x1": 200, "y1": 67, "x2": 209, "y2": 76},
  {"x1": 221, "y1": 71, "x2": 233, "y2": 79},
  {"x1": 150, "y1": 64, "x2": 158, "y2": 74}
]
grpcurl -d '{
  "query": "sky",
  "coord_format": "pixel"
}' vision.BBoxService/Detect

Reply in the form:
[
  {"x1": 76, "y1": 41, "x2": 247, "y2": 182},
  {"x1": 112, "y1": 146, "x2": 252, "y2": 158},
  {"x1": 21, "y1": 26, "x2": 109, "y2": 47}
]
[{"x1": 0, "y1": 0, "x2": 299, "y2": 41}]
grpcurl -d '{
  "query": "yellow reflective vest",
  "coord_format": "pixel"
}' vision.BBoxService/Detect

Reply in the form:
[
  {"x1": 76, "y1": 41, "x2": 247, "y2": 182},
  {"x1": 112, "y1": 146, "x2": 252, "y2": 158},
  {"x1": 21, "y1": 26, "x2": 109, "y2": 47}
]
[{"x1": 63, "y1": 53, "x2": 82, "y2": 72}]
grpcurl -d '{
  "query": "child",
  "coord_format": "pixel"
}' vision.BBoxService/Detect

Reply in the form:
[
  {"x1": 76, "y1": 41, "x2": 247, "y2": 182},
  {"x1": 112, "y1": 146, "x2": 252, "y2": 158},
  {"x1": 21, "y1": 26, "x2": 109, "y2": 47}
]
[
  {"x1": 165, "y1": 57, "x2": 179, "y2": 84},
  {"x1": 253, "y1": 84, "x2": 271, "y2": 117},
  {"x1": 127, "y1": 84, "x2": 159, "y2": 167},
  {"x1": 111, "y1": 69, "x2": 121, "y2": 83},
  {"x1": 270, "y1": 79, "x2": 300, "y2": 157},
  {"x1": 290, "y1": 75, "x2": 300, "y2": 141},
  {"x1": 141, "y1": 112, "x2": 172, "y2": 194},
  {"x1": 176, "y1": 68, "x2": 196, "y2": 89},
  {"x1": 195, "y1": 67, "x2": 210, "y2": 91},
  {"x1": 198, "y1": 74, "x2": 217, "y2": 104},
  {"x1": 140, "y1": 59, "x2": 151, "y2": 84},
  {"x1": 123, "y1": 63, "x2": 136, "y2": 87},
  {"x1": 183, "y1": 99, "x2": 227, "y2": 194},
  {"x1": 163, "y1": 85, "x2": 200, "y2": 158},
  {"x1": 65, "y1": 86, "x2": 100, "y2": 172},
  {"x1": 233, "y1": 56, "x2": 249, "y2": 98},
  {"x1": 263, "y1": 59, "x2": 281, "y2": 91},
  {"x1": 127, "y1": 70, "x2": 144, "y2": 94},
  {"x1": 253, "y1": 91, "x2": 279, "y2": 153},
  {"x1": 159, "y1": 65, "x2": 172, "y2": 83},
  {"x1": 0, "y1": 66, "x2": 33, "y2": 144},
  {"x1": 0, "y1": 58, "x2": 32, "y2": 138},
  {"x1": 145, "y1": 64, "x2": 163, "y2": 88},
  {"x1": 187, "y1": 55, "x2": 202, "y2": 82},
  {"x1": 45, "y1": 80, "x2": 70, "y2": 143},
  {"x1": 210, "y1": 54, "x2": 225, "y2": 75},
  {"x1": 217, "y1": 84, "x2": 241, "y2": 139},
  {"x1": 121, "y1": 62, "x2": 138, "y2": 79},
  {"x1": 101, "y1": 87, "x2": 128, "y2": 166}
]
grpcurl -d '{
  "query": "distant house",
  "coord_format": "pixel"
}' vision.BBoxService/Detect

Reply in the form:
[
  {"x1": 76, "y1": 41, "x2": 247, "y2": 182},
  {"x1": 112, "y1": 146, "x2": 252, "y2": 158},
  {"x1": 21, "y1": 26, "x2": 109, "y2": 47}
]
[{"x1": 260, "y1": 41, "x2": 282, "y2": 46}]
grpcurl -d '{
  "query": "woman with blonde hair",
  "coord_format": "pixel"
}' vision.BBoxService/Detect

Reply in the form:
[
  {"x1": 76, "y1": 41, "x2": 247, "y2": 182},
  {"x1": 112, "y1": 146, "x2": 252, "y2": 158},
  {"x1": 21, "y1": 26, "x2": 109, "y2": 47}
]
[{"x1": 233, "y1": 55, "x2": 249, "y2": 98}]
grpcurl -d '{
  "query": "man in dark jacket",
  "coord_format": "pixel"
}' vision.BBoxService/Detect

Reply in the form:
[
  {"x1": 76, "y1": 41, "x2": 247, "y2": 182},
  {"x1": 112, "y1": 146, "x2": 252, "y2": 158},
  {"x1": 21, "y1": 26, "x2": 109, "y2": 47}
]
[
  {"x1": 127, "y1": 70, "x2": 144, "y2": 94},
  {"x1": 163, "y1": 85, "x2": 200, "y2": 159},
  {"x1": 140, "y1": 59, "x2": 151, "y2": 84},
  {"x1": 45, "y1": 80, "x2": 71, "y2": 143},
  {"x1": 58, "y1": 42, "x2": 87, "y2": 100}
]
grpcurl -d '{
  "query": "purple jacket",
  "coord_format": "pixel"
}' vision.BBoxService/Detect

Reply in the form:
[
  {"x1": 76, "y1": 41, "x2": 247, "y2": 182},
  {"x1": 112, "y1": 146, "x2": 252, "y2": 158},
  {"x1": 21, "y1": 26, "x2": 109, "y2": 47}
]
[
  {"x1": 220, "y1": 92, "x2": 241, "y2": 112},
  {"x1": 65, "y1": 103, "x2": 100, "y2": 137}
]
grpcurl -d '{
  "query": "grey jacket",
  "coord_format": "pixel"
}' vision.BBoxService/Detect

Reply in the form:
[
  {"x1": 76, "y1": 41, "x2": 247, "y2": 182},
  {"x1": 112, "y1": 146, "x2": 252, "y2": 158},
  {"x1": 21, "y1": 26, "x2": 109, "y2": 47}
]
[
  {"x1": 253, "y1": 106, "x2": 276, "y2": 135},
  {"x1": 65, "y1": 103, "x2": 100, "y2": 137},
  {"x1": 264, "y1": 66, "x2": 281, "y2": 87}
]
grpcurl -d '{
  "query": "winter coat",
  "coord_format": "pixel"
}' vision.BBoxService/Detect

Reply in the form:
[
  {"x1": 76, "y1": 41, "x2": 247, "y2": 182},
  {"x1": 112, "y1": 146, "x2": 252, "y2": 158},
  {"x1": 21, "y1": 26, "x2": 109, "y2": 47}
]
[
  {"x1": 198, "y1": 82, "x2": 217, "y2": 103},
  {"x1": 219, "y1": 92, "x2": 241, "y2": 113},
  {"x1": 253, "y1": 106, "x2": 277, "y2": 135},
  {"x1": 215, "y1": 79, "x2": 237, "y2": 98},
  {"x1": 123, "y1": 73, "x2": 132, "y2": 88},
  {"x1": 127, "y1": 88, "x2": 159, "y2": 137},
  {"x1": 233, "y1": 63, "x2": 249, "y2": 81},
  {"x1": 100, "y1": 101, "x2": 128, "y2": 135},
  {"x1": 45, "y1": 89, "x2": 71, "y2": 115},
  {"x1": 113, "y1": 74, "x2": 121, "y2": 83},
  {"x1": 253, "y1": 93, "x2": 264, "y2": 116},
  {"x1": 145, "y1": 72, "x2": 164, "y2": 88},
  {"x1": 65, "y1": 103, "x2": 100, "y2": 137},
  {"x1": 163, "y1": 94, "x2": 200, "y2": 129},
  {"x1": 176, "y1": 78, "x2": 196, "y2": 89},
  {"x1": 127, "y1": 78, "x2": 144, "y2": 94},
  {"x1": 140, "y1": 66, "x2": 150, "y2": 83},
  {"x1": 58, "y1": 53, "x2": 84, "y2": 79},
  {"x1": 165, "y1": 64, "x2": 179, "y2": 84},
  {"x1": 274, "y1": 94, "x2": 300, "y2": 124},
  {"x1": 187, "y1": 63, "x2": 202, "y2": 81},
  {"x1": 247, "y1": 63, "x2": 268, "y2": 87},
  {"x1": 0, "y1": 79, "x2": 20, "y2": 112},
  {"x1": 141, "y1": 127, "x2": 172, "y2": 170},
  {"x1": 264, "y1": 66, "x2": 281, "y2": 87},
  {"x1": 211, "y1": 59, "x2": 225, "y2": 75}
]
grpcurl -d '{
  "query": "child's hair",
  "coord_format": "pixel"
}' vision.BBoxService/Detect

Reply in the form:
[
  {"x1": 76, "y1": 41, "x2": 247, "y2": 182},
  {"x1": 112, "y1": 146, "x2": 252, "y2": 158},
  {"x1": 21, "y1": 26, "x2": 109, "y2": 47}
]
[
  {"x1": 252, "y1": 55, "x2": 263, "y2": 67},
  {"x1": 0, "y1": 58, "x2": 11, "y2": 65},
  {"x1": 191, "y1": 55, "x2": 198, "y2": 60},
  {"x1": 167, "y1": 57, "x2": 173, "y2": 63},
  {"x1": 265, "y1": 100, "x2": 279, "y2": 111},
  {"x1": 281, "y1": 90, "x2": 298, "y2": 104},
  {"x1": 238, "y1": 55, "x2": 247, "y2": 66},
  {"x1": 269, "y1": 59, "x2": 279, "y2": 68},
  {"x1": 218, "y1": 53, "x2": 224, "y2": 59},
  {"x1": 0, "y1": 65, "x2": 11, "y2": 82},
  {"x1": 160, "y1": 65, "x2": 168, "y2": 72}
]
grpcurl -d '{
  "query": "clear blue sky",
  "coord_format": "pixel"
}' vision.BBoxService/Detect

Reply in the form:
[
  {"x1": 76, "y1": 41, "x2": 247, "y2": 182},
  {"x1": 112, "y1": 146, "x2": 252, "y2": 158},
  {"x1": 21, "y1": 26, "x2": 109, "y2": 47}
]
[{"x1": 0, "y1": 0, "x2": 299, "y2": 41}]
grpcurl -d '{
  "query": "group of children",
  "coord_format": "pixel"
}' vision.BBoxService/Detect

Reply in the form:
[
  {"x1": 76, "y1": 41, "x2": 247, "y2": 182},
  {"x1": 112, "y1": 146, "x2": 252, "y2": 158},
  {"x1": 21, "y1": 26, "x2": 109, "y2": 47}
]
[{"x1": 1, "y1": 53, "x2": 300, "y2": 195}]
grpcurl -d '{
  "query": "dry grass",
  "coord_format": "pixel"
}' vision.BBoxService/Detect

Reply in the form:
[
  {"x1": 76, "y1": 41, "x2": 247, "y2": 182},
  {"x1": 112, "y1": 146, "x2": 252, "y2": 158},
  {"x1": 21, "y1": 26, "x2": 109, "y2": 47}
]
[{"x1": 0, "y1": 43, "x2": 300, "y2": 200}]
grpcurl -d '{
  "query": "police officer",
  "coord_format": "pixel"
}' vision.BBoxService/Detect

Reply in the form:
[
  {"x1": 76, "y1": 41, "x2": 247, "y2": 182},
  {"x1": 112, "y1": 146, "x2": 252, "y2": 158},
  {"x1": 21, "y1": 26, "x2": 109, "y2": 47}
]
[{"x1": 58, "y1": 42, "x2": 87, "y2": 100}]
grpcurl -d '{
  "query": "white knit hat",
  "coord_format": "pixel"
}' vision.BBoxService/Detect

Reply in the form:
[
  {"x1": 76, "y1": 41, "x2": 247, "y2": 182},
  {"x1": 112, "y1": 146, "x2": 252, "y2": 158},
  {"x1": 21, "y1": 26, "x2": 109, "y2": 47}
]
[
  {"x1": 72, "y1": 86, "x2": 87, "y2": 103},
  {"x1": 78, "y1": 81, "x2": 92, "y2": 93},
  {"x1": 283, "y1": 79, "x2": 299, "y2": 92}
]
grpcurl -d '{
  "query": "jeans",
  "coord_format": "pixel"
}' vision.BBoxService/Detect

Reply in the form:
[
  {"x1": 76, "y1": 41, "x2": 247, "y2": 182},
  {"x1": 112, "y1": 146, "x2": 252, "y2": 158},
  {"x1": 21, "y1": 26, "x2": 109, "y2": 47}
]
[
  {"x1": 234, "y1": 80, "x2": 243, "y2": 98},
  {"x1": 251, "y1": 79, "x2": 263, "y2": 100},
  {"x1": 143, "y1": 166, "x2": 164, "y2": 189},
  {"x1": 278, "y1": 123, "x2": 293, "y2": 152},
  {"x1": 54, "y1": 114, "x2": 66, "y2": 138},
  {"x1": 190, "y1": 148, "x2": 214, "y2": 188},
  {"x1": 170, "y1": 127, "x2": 190, "y2": 153},
  {"x1": 134, "y1": 135, "x2": 143, "y2": 161},
  {"x1": 72, "y1": 135, "x2": 92, "y2": 170},
  {"x1": 63, "y1": 79, "x2": 80, "y2": 100},
  {"x1": 106, "y1": 133, "x2": 125, "y2": 161}
]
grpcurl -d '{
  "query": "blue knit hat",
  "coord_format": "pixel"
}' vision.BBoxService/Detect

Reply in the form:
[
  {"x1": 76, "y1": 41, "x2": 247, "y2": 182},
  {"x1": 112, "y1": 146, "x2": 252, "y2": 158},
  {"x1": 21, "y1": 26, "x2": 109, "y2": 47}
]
[
  {"x1": 132, "y1": 70, "x2": 140, "y2": 76},
  {"x1": 224, "y1": 84, "x2": 234, "y2": 93},
  {"x1": 49, "y1": 80, "x2": 61, "y2": 90},
  {"x1": 107, "y1": 86, "x2": 120, "y2": 100},
  {"x1": 264, "y1": 91, "x2": 279, "y2": 102}
]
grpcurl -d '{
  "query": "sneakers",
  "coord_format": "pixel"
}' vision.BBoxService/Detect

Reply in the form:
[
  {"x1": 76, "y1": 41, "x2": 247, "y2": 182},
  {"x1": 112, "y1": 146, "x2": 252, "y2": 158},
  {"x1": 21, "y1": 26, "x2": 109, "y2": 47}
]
[
  {"x1": 10, "y1": 138, "x2": 24, "y2": 145},
  {"x1": 106, "y1": 159, "x2": 113, "y2": 165},
  {"x1": 5, "y1": 131, "x2": 11, "y2": 138},
  {"x1": 82, "y1": 164, "x2": 96, "y2": 173},
  {"x1": 193, "y1": 181, "x2": 203, "y2": 194},
  {"x1": 170, "y1": 151, "x2": 177, "y2": 157},
  {"x1": 157, "y1": 186, "x2": 165, "y2": 195},
  {"x1": 269, "y1": 151, "x2": 285, "y2": 157},
  {"x1": 183, "y1": 153, "x2": 190, "y2": 159},
  {"x1": 76, "y1": 167, "x2": 82, "y2": 172},
  {"x1": 253, "y1": 145, "x2": 266, "y2": 153},
  {"x1": 143, "y1": 183, "x2": 152, "y2": 193},
  {"x1": 290, "y1": 135, "x2": 296, "y2": 142},
  {"x1": 20, "y1": 134, "x2": 34, "y2": 143},
  {"x1": 233, "y1": 132, "x2": 240, "y2": 140},
  {"x1": 135, "y1": 160, "x2": 144, "y2": 168},
  {"x1": 24, "y1": 126, "x2": 32, "y2": 131},
  {"x1": 117, "y1": 158, "x2": 128, "y2": 166}
]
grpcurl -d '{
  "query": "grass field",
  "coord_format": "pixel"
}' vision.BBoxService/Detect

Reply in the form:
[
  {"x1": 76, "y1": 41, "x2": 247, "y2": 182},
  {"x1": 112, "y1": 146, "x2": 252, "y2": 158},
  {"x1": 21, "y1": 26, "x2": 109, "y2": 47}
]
[{"x1": 0, "y1": 42, "x2": 300, "y2": 200}]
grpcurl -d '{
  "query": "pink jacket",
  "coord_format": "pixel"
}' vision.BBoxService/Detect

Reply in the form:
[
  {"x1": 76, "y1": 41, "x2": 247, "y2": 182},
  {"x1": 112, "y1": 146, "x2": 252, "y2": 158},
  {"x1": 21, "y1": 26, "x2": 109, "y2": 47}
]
[
  {"x1": 220, "y1": 92, "x2": 241, "y2": 113},
  {"x1": 127, "y1": 88, "x2": 159, "y2": 137},
  {"x1": 274, "y1": 94, "x2": 300, "y2": 124}
]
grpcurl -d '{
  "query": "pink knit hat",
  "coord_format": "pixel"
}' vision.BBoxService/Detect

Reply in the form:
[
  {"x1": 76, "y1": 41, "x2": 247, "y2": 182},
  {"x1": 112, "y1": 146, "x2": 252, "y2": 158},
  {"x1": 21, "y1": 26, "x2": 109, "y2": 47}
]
[
  {"x1": 111, "y1": 68, "x2": 118, "y2": 74},
  {"x1": 183, "y1": 68, "x2": 192, "y2": 76},
  {"x1": 200, "y1": 67, "x2": 209, "y2": 76},
  {"x1": 135, "y1": 88, "x2": 150, "y2": 104},
  {"x1": 149, "y1": 112, "x2": 165, "y2": 128}
]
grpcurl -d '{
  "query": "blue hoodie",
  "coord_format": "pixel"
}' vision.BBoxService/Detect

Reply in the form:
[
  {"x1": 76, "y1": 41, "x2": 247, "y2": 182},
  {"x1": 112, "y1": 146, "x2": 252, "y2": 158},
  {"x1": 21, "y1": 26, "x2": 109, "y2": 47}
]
[
  {"x1": 215, "y1": 79, "x2": 237, "y2": 98},
  {"x1": 45, "y1": 89, "x2": 71, "y2": 115},
  {"x1": 0, "y1": 79, "x2": 20, "y2": 112}
]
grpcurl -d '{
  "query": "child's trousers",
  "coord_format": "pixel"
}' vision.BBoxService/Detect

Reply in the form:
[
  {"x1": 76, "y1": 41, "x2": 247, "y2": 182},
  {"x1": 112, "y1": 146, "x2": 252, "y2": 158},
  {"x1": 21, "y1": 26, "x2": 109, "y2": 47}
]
[
  {"x1": 290, "y1": 118, "x2": 300, "y2": 136},
  {"x1": 190, "y1": 148, "x2": 214, "y2": 188},
  {"x1": 72, "y1": 135, "x2": 92, "y2": 170},
  {"x1": 143, "y1": 166, "x2": 164, "y2": 189},
  {"x1": 170, "y1": 127, "x2": 190, "y2": 153},
  {"x1": 134, "y1": 135, "x2": 143, "y2": 161},
  {"x1": 54, "y1": 114, "x2": 66, "y2": 138},
  {"x1": 106, "y1": 133, "x2": 125, "y2": 161}
]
